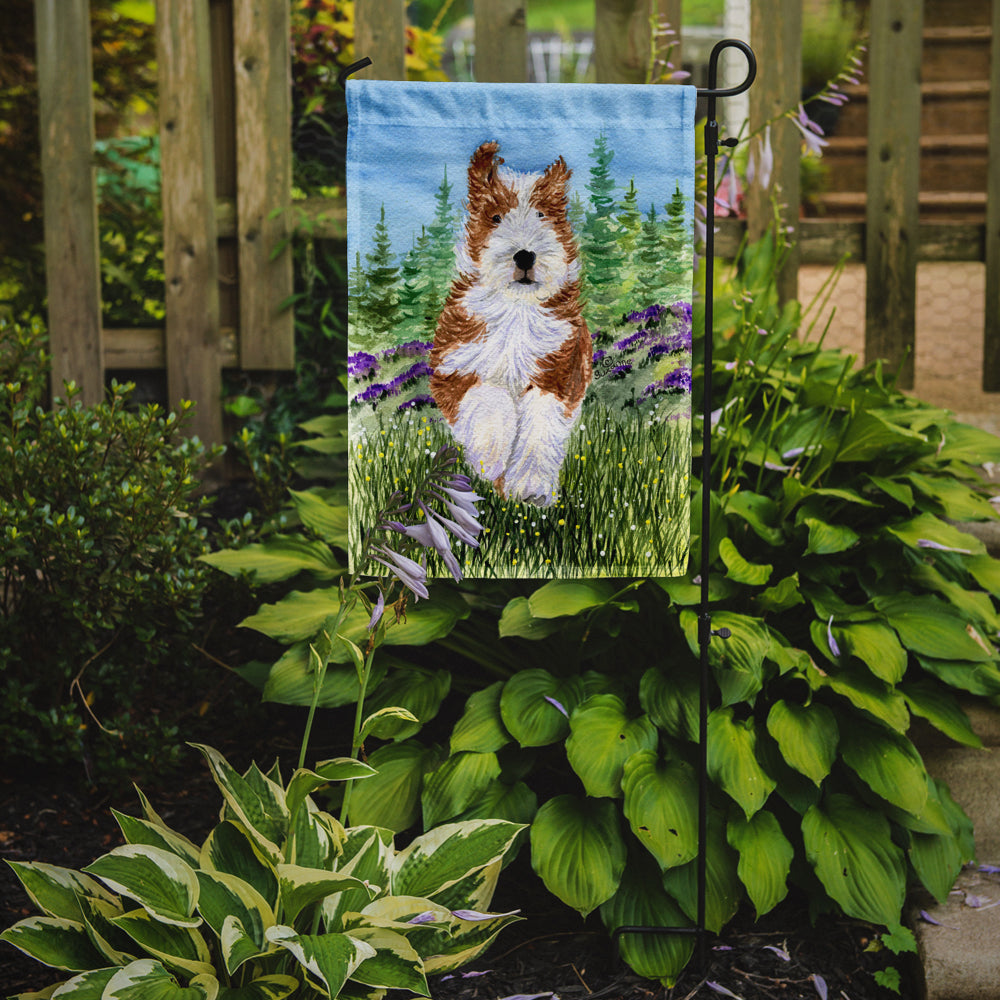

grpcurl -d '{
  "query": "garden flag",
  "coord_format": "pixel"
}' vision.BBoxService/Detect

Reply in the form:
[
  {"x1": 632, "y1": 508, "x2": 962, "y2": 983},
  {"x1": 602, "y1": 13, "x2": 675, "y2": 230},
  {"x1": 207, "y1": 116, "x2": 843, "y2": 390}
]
[{"x1": 347, "y1": 81, "x2": 696, "y2": 579}]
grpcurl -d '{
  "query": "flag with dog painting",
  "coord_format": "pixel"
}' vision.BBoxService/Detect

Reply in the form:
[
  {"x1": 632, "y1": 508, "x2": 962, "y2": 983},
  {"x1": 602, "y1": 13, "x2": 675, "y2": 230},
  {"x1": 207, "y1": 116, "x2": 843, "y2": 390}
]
[{"x1": 346, "y1": 81, "x2": 695, "y2": 580}]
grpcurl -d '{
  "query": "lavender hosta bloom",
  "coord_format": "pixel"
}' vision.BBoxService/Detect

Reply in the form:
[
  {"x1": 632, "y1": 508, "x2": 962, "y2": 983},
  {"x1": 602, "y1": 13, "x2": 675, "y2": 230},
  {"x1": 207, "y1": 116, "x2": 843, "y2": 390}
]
[
  {"x1": 367, "y1": 590, "x2": 385, "y2": 631},
  {"x1": 917, "y1": 538, "x2": 973, "y2": 555},
  {"x1": 792, "y1": 103, "x2": 829, "y2": 156},
  {"x1": 746, "y1": 124, "x2": 774, "y2": 191},
  {"x1": 371, "y1": 544, "x2": 429, "y2": 600},
  {"x1": 544, "y1": 695, "x2": 569, "y2": 718},
  {"x1": 827, "y1": 616, "x2": 841, "y2": 658},
  {"x1": 392, "y1": 504, "x2": 463, "y2": 581}
]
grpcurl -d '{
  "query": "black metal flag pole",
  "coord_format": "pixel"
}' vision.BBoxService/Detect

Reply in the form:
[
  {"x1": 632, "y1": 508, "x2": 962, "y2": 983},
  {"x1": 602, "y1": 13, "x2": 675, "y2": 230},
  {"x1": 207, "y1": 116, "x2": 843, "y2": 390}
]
[
  {"x1": 340, "y1": 42, "x2": 758, "y2": 974},
  {"x1": 612, "y1": 38, "x2": 756, "y2": 973}
]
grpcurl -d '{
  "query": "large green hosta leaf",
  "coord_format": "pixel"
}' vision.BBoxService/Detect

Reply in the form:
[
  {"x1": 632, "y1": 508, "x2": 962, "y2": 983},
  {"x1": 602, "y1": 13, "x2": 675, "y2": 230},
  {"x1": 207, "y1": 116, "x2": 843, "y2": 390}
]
[
  {"x1": 680, "y1": 610, "x2": 770, "y2": 706},
  {"x1": 874, "y1": 594, "x2": 996, "y2": 663},
  {"x1": 450, "y1": 681, "x2": 511, "y2": 753},
  {"x1": 718, "y1": 537, "x2": 772, "y2": 586},
  {"x1": 421, "y1": 751, "x2": 502, "y2": 828},
  {"x1": 498, "y1": 596, "x2": 565, "y2": 639},
  {"x1": 527, "y1": 579, "x2": 617, "y2": 618},
  {"x1": 886, "y1": 512, "x2": 985, "y2": 557},
  {"x1": 199, "y1": 535, "x2": 342, "y2": 584},
  {"x1": 346, "y1": 740, "x2": 442, "y2": 832},
  {"x1": 838, "y1": 718, "x2": 929, "y2": 817},
  {"x1": 600, "y1": 853, "x2": 694, "y2": 987},
  {"x1": 707, "y1": 708, "x2": 775, "y2": 818},
  {"x1": 639, "y1": 664, "x2": 699, "y2": 742},
  {"x1": 499, "y1": 670, "x2": 585, "y2": 747},
  {"x1": 830, "y1": 621, "x2": 907, "y2": 684},
  {"x1": 565, "y1": 695, "x2": 658, "y2": 798},
  {"x1": 765, "y1": 700, "x2": 838, "y2": 786},
  {"x1": 530, "y1": 795, "x2": 626, "y2": 917},
  {"x1": 727, "y1": 811, "x2": 793, "y2": 918},
  {"x1": 621, "y1": 752, "x2": 698, "y2": 871},
  {"x1": 901, "y1": 680, "x2": 982, "y2": 748},
  {"x1": 362, "y1": 667, "x2": 451, "y2": 741},
  {"x1": 660, "y1": 811, "x2": 741, "y2": 934},
  {"x1": 802, "y1": 794, "x2": 906, "y2": 926}
]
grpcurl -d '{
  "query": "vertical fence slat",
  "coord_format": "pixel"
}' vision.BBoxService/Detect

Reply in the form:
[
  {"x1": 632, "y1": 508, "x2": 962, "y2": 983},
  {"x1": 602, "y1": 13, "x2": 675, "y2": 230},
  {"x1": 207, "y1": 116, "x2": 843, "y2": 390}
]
[
  {"x1": 157, "y1": 0, "x2": 223, "y2": 445},
  {"x1": 594, "y1": 0, "x2": 656, "y2": 84},
  {"x1": 355, "y1": 0, "x2": 406, "y2": 80},
  {"x1": 983, "y1": 0, "x2": 1000, "y2": 390},
  {"x1": 474, "y1": 0, "x2": 527, "y2": 82},
  {"x1": 233, "y1": 0, "x2": 294, "y2": 369},
  {"x1": 746, "y1": 0, "x2": 801, "y2": 304},
  {"x1": 865, "y1": 0, "x2": 923, "y2": 389},
  {"x1": 34, "y1": 0, "x2": 103, "y2": 405}
]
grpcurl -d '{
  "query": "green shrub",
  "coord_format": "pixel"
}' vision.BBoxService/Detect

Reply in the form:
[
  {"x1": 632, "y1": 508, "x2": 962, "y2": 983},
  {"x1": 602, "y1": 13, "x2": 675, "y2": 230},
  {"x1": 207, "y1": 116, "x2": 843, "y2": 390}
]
[
  {"x1": 1, "y1": 744, "x2": 523, "y2": 998},
  {"x1": 0, "y1": 317, "x2": 220, "y2": 782}
]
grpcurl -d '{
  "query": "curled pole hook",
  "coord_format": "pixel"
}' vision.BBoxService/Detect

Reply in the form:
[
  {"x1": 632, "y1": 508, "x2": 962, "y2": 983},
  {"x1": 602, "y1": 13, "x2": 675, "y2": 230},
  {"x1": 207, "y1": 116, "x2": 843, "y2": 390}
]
[
  {"x1": 697, "y1": 38, "x2": 756, "y2": 99},
  {"x1": 338, "y1": 56, "x2": 373, "y2": 90}
]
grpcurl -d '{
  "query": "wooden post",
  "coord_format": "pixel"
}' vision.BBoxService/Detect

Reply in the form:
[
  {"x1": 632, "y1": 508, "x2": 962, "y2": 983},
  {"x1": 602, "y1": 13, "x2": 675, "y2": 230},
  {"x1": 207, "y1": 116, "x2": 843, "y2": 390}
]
[
  {"x1": 746, "y1": 0, "x2": 801, "y2": 305},
  {"x1": 657, "y1": 0, "x2": 683, "y2": 80},
  {"x1": 354, "y1": 0, "x2": 406, "y2": 81},
  {"x1": 233, "y1": 0, "x2": 294, "y2": 369},
  {"x1": 864, "y1": 0, "x2": 923, "y2": 389},
  {"x1": 474, "y1": 0, "x2": 527, "y2": 82},
  {"x1": 594, "y1": 0, "x2": 657, "y2": 84},
  {"x1": 157, "y1": 0, "x2": 223, "y2": 444},
  {"x1": 983, "y1": 0, "x2": 1000, "y2": 390},
  {"x1": 34, "y1": 0, "x2": 104, "y2": 405}
]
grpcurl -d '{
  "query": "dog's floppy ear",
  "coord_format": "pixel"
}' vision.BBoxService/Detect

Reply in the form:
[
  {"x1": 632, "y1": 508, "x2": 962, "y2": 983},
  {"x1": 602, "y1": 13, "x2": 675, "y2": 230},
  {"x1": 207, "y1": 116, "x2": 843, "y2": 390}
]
[
  {"x1": 533, "y1": 156, "x2": 571, "y2": 213},
  {"x1": 468, "y1": 141, "x2": 504, "y2": 201},
  {"x1": 541, "y1": 156, "x2": 571, "y2": 189}
]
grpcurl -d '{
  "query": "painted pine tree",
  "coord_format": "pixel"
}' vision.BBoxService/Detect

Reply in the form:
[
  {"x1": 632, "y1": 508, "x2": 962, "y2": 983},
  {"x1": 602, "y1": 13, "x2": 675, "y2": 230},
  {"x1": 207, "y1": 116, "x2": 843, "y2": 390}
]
[
  {"x1": 397, "y1": 226, "x2": 436, "y2": 343},
  {"x1": 426, "y1": 168, "x2": 460, "y2": 301},
  {"x1": 662, "y1": 183, "x2": 693, "y2": 300},
  {"x1": 357, "y1": 205, "x2": 401, "y2": 345},
  {"x1": 633, "y1": 204, "x2": 671, "y2": 308},
  {"x1": 581, "y1": 133, "x2": 625, "y2": 336}
]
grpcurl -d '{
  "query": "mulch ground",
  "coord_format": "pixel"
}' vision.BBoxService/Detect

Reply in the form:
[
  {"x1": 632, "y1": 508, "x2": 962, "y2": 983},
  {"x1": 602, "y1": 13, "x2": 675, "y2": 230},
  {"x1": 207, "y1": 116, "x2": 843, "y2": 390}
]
[{"x1": 1, "y1": 745, "x2": 912, "y2": 1000}]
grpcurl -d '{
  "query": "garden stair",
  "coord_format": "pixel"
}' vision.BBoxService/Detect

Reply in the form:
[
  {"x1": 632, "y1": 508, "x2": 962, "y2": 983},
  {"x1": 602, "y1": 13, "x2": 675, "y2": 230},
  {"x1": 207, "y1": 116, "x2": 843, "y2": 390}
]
[
  {"x1": 815, "y1": 0, "x2": 992, "y2": 222},
  {"x1": 911, "y1": 700, "x2": 1000, "y2": 1000}
]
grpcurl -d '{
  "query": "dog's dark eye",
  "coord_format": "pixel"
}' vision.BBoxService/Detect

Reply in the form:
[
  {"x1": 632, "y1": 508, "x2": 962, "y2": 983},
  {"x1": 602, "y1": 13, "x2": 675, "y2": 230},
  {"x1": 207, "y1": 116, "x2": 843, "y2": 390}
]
[
  {"x1": 537, "y1": 211, "x2": 545, "y2": 218},
  {"x1": 491, "y1": 214, "x2": 502, "y2": 224}
]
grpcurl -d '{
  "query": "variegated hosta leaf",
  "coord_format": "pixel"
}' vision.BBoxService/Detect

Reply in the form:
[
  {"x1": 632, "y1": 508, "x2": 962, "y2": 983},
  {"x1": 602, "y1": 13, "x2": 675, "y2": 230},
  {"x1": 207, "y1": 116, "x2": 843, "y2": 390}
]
[
  {"x1": 726, "y1": 811, "x2": 793, "y2": 918},
  {"x1": 566, "y1": 695, "x2": 658, "y2": 798},
  {"x1": 190, "y1": 745, "x2": 287, "y2": 863},
  {"x1": 4, "y1": 862, "x2": 117, "y2": 922},
  {"x1": 424, "y1": 860, "x2": 501, "y2": 916},
  {"x1": 765, "y1": 700, "x2": 838, "y2": 786},
  {"x1": 802, "y1": 793, "x2": 906, "y2": 926},
  {"x1": 0, "y1": 916, "x2": 107, "y2": 971},
  {"x1": 110, "y1": 908, "x2": 214, "y2": 979},
  {"x1": 46, "y1": 966, "x2": 118, "y2": 997},
  {"x1": 200, "y1": 822, "x2": 278, "y2": 910},
  {"x1": 195, "y1": 870, "x2": 274, "y2": 973},
  {"x1": 529, "y1": 795, "x2": 626, "y2": 917},
  {"x1": 661, "y1": 811, "x2": 742, "y2": 934},
  {"x1": 102, "y1": 958, "x2": 218, "y2": 999},
  {"x1": 112, "y1": 810, "x2": 202, "y2": 868},
  {"x1": 265, "y1": 926, "x2": 375, "y2": 998},
  {"x1": 421, "y1": 907, "x2": 522, "y2": 975},
  {"x1": 391, "y1": 820, "x2": 524, "y2": 901},
  {"x1": 706, "y1": 707, "x2": 776, "y2": 819},
  {"x1": 214, "y1": 974, "x2": 300, "y2": 999},
  {"x1": 288, "y1": 802, "x2": 344, "y2": 870},
  {"x1": 621, "y1": 751, "x2": 698, "y2": 871},
  {"x1": 276, "y1": 864, "x2": 375, "y2": 925},
  {"x1": 599, "y1": 853, "x2": 694, "y2": 987},
  {"x1": 345, "y1": 926, "x2": 429, "y2": 995},
  {"x1": 323, "y1": 829, "x2": 393, "y2": 931},
  {"x1": 452, "y1": 779, "x2": 538, "y2": 828},
  {"x1": 285, "y1": 760, "x2": 376, "y2": 823},
  {"x1": 450, "y1": 681, "x2": 511, "y2": 754},
  {"x1": 77, "y1": 894, "x2": 136, "y2": 966},
  {"x1": 83, "y1": 846, "x2": 200, "y2": 928},
  {"x1": 420, "y1": 752, "x2": 501, "y2": 829},
  {"x1": 219, "y1": 915, "x2": 270, "y2": 979}
]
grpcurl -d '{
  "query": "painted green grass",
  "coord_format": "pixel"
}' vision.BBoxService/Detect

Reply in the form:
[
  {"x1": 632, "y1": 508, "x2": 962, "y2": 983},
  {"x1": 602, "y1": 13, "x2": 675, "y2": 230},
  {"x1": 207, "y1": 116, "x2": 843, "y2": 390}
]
[{"x1": 350, "y1": 395, "x2": 690, "y2": 580}]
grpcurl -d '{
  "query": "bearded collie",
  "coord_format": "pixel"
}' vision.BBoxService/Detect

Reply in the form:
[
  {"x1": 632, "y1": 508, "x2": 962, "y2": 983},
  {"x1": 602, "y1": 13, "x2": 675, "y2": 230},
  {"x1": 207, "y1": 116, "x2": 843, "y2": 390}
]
[{"x1": 430, "y1": 141, "x2": 592, "y2": 506}]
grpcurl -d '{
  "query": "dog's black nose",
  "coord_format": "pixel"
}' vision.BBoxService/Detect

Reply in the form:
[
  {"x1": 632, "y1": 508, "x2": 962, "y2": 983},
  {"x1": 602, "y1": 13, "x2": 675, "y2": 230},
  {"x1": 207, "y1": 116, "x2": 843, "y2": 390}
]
[{"x1": 513, "y1": 249, "x2": 536, "y2": 272}]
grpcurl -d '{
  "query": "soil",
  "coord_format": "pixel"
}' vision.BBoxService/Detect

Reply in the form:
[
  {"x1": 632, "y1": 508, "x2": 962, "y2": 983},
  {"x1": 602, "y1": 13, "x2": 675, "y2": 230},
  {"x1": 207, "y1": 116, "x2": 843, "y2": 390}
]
[{"x1": 0, "y1": 749, "x2": 913, "y2": 1000}]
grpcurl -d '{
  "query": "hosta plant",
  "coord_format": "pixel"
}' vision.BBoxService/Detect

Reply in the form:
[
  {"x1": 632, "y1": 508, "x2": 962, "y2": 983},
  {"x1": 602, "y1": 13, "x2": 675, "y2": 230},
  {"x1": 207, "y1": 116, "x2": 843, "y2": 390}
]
[
  {"x1": 1, "y1": 744, "x2": 523, "y2": 999},
  {"x1": 340, "y1": 235, "x2": 1000, "y2": 983}
]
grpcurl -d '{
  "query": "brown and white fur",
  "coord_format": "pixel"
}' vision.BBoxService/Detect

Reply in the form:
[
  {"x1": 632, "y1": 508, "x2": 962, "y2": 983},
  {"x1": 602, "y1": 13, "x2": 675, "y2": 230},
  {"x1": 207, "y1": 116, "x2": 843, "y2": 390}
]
[{"x1": 430, "y1": 141, "x2": 592, "y2": 506}]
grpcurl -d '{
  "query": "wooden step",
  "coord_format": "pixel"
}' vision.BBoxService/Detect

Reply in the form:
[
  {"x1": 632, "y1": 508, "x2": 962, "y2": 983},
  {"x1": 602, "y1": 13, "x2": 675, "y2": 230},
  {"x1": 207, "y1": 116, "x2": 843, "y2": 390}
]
[
  {"x1": 922, "y1": 25, "x2": 993, "y2": 83},
  {"x1": 832, "y1": 80, "x2": 991, "y2": 138},
  {"x1": 814, "y1": 190, "x2": 987, "y2": 222},
  {"x1": 922, "y1": 0, "x2": 992, "y2": 28},
  {"x1": 822, "y1": 134, "x2": 989, "y2": 193}
]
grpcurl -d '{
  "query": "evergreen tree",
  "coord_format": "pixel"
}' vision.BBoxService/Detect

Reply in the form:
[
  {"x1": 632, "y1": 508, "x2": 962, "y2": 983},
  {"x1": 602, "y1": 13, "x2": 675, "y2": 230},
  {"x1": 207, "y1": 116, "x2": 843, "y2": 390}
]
[
  {"x1": 581, "y1": 132, "x2": 626, "y2": 332},
  {"x1": 662, "y1": 183, "x2": 693, "y2": 295},
  {"x1": 397, "y1": 226, "x2": 437, "y2": 342},
  {"x1": 617, "y1": 178, "x2": 642, "y2": 259},
  {"x1": 568, "y1": 190, "x2": 587, "y2": 237},
  {"x1": 348, "y1": 250, "x2": 367, "y2": 338},
  {"x1": 634, "y1": 203, "x2": 670, "y2": 308},
  {"x1": 426, "y1": 167, "x2": 459, "y2": 294},
  {"x1": 359, "y1": 205, "x2": 401, "y2": 342}
]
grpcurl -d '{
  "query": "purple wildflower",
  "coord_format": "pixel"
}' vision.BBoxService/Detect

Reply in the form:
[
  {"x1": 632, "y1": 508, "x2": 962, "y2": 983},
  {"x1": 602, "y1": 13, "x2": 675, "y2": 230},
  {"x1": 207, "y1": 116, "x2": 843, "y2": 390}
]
[
  {"x1": 544, "y1": 695, "x2": 569, "y2": 718},
  {"x1": 607, "y1": 362, "x2": 632, "y2": 378},
  {"x1": 397, "y1": 394, "x2": 435, "y2": 411},
  {"x1": 625, "y1": 303, "x2": 669, "y2": 325},
  {"x1": 348, "y1": 352, "x2": 380, "y2": 379},
  {"x1": 791, "y1": 103, "x2": 829, "y2": 156},
  {"x1": 614, "y1": 330, "x2": 646, "y2": 351}
]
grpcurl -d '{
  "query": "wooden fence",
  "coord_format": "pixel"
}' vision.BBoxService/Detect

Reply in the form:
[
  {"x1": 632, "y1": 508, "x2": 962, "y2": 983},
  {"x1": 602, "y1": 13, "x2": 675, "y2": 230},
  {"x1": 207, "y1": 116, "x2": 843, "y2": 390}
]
[{"x1": 33, "y1": 0, "x2": 1000, "y2": 445}]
